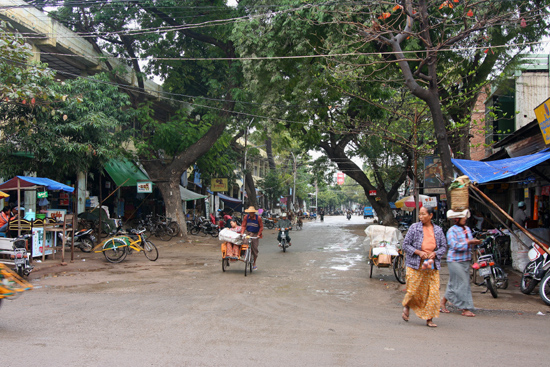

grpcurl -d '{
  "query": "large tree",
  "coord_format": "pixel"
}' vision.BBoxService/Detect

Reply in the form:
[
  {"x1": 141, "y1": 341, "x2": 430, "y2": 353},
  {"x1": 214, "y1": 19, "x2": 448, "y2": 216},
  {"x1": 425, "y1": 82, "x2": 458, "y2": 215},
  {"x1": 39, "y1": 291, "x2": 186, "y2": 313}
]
[
  {"x1": 45, "y1": 1, "x2": 247, "y2": 234},
  {"x1": 234, "y1": 0, "x2": 550, "y2": 198}
]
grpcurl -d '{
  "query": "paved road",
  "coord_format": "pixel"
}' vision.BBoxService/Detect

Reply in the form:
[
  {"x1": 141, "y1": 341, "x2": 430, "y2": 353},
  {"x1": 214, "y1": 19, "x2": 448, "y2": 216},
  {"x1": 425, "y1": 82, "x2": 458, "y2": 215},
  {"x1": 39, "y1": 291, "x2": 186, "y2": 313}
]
[{"x1": 1, "y1": 215, "x2": 548, "y2": 366}]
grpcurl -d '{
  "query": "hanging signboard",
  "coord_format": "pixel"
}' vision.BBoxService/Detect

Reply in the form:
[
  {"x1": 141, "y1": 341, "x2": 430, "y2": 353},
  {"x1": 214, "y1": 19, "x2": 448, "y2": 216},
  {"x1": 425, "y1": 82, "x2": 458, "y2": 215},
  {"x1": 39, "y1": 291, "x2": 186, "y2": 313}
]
[
  {"x1": 37, "y1": 191, "x2": 48, "y2": 198},
  {"x1": 337, "y1": 172, "x2": 345, "y2": 185},
  {"x1": 211, "y1": 178, "x2": 228, "y2": 192},
  {"x1": 534, "y1": 97, "x2": 550, "y2": 145},
  {"x1": 137, "y1": 181, "x2": 153, "y2": 193}
]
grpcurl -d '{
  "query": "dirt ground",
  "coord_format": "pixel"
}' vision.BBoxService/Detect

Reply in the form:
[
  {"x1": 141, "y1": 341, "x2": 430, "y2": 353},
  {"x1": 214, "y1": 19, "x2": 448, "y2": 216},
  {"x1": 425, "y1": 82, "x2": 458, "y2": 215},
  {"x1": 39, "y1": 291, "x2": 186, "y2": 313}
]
[{"x1": 1, "y1": 216, "x2": 549, "y2": 366}]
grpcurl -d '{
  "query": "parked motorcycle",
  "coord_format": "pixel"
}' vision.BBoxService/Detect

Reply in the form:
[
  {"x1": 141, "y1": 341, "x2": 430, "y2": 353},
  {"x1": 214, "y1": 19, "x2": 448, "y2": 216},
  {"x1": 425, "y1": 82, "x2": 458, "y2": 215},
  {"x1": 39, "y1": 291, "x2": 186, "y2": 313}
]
[
  {"x1": 472, "y1": 239, "x2": 508, "y2": 298},
  {"x1": 65, "y1": 228, "x2": 95, "y2": 253},
  {"x1": 264, "y1": 218, "x2": 275, "y2": 229},
  {"x1": 520, "y1": 242, "x2": 550, "y2": 295},
  {"x1": 12, "y1": 235, "x2": 33, "y2": 277}
]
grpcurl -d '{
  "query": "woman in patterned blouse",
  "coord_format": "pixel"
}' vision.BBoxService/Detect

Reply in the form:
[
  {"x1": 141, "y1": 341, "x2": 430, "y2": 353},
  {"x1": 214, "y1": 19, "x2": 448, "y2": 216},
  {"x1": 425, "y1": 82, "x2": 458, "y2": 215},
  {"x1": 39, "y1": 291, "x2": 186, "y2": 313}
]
[{"x1": 401, "y1": 206, "x2": 447, "y2": 327}]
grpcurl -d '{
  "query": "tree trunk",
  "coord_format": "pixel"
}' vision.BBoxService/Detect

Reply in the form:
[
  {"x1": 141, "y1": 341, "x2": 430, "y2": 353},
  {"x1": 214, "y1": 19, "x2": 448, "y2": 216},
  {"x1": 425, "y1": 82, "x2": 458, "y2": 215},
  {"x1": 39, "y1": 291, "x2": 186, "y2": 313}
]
[
  {"x1": 156, "y1": 179, "x2": 184, "y2": 238},
  {"x1": 244, "y1": 171, "x2": 258, "y2": 209}
]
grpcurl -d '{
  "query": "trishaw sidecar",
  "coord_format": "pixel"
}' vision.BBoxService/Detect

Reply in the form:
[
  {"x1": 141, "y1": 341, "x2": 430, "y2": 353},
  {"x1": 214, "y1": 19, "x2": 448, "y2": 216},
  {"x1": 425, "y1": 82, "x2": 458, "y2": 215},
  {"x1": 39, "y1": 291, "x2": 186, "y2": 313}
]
[{"x1": 363, "y1": 225, "x2": 406, "y2": 284}]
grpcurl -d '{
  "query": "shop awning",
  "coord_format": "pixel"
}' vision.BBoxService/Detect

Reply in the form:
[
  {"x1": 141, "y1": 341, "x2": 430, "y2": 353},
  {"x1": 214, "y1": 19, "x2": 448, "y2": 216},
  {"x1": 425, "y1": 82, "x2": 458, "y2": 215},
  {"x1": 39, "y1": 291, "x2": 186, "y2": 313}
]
[
  {"x1": 452, "y1": 149, "x2": 550, "y2": 184},
  {"x1": 218, "y1": 193, "x2": 241, "y2": 204},
  {"x1": 180, "y1": 186, "x2": 208, "y2": 201},
  {"x1": 0, "y1": 176, "x2": 74, "y2": 192},
  {"x1": 104, "y1": 159, "x2": 149, "y2": 187}
]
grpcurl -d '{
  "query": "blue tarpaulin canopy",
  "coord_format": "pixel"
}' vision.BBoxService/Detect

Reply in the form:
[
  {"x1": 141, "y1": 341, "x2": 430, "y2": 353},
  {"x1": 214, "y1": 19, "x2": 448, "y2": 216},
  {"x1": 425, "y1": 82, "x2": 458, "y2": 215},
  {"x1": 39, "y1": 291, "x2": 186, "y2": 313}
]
[
  {"x1": 452, "y1": 149, "x2": 550, "y2": 184},
  {"x1": 0, "y1": 176, "x2": 74, "y2": 192}
]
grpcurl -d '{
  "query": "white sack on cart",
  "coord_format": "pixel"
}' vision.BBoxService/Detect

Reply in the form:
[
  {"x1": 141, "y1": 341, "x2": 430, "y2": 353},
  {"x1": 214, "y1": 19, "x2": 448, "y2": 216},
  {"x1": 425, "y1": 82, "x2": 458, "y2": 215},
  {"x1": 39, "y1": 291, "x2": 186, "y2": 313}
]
[
  {"x1": 363, "y1": 225, "x2": 403, "y2": 254},
  {"x1": 219, "y1": 228, "x2": 242, "y2": 245}
]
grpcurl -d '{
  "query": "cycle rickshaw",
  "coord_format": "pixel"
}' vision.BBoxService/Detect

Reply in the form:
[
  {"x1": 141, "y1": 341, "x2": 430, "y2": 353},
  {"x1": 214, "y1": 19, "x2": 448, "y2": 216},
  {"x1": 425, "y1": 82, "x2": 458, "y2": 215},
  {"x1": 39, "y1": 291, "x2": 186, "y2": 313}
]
[
  {"x1": 219, "y1": 229, "x2": 254, "y2": 276},
  {"x1": 364, "y1": 225, "x2": 406, "y2": 284}
]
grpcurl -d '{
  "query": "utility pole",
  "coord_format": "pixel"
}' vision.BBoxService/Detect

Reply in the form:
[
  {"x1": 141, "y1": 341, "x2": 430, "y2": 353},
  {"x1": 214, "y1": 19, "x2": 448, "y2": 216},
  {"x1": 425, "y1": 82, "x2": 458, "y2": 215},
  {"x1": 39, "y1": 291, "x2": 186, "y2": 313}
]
[
  {"x1": 291, "y1": 152, "x2": 296, "y2": 211},
  {"x1": 315, "y1": 179, "x2": 318, "y2": 220}
]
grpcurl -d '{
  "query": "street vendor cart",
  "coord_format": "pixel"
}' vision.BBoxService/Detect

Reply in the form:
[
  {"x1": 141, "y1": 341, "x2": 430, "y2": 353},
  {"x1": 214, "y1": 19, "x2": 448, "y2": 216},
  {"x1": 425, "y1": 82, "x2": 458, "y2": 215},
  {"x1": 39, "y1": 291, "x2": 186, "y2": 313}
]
[{"x1": 364, "y1": 225, "x2": 406, "y2": 283}]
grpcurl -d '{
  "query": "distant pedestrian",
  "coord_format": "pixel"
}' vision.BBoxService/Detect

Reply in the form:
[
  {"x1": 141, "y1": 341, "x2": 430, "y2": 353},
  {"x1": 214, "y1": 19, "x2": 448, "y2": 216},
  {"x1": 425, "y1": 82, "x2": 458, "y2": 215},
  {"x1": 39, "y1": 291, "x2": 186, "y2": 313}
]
[
  {"x1": 401, "y1": 206, "x2": 447, "y2": 327},
  {"x1": 441, "y1": 210, "x2": 480, "y2": 317},
  {"x1": 513, "y1": 201, "x2": 529, "y2": 229}
]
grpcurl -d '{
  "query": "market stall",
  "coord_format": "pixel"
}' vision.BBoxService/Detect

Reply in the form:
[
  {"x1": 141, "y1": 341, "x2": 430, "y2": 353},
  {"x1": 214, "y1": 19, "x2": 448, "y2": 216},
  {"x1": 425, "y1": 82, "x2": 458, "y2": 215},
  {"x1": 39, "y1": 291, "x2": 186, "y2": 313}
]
[{"x1": 0, "y1": 176, "x2": 76, "y2": 263}]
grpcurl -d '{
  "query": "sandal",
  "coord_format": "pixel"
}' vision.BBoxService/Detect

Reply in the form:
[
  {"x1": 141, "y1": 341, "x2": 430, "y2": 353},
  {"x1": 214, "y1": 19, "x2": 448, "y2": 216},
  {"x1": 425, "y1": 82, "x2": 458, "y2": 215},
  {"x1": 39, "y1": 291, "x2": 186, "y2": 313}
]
[
  {"x1": 440, "y1": 308, "x2": 450, "y2": 313},
  {"x1": 402, "y1": 306, "x2": 409, "y2": 322},
  {"x1": 426, "y1": 319, "x2": 437, "y2": 328},
  {"x1": 461, "y1": 310, "x2": 476, "y2": 317}
]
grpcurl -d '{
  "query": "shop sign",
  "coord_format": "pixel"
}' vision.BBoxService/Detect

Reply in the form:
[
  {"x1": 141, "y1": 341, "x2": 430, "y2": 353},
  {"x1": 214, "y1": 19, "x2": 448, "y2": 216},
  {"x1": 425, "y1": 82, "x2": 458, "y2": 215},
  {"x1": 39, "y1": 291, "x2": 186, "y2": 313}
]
[
  {"x1": 37, "y1": 191, "x2": 48, "y2": 198},
  {"x1": 211, "y1": 178, "x2": 228, "y2": 192},
  {"x1": 542, "y1": 186, "x2": 550, "y2": 196},
  {"x1": 137, "y1": 181, "x2": 153, "y2": 193},
  {"x1": 534, "y1": 97, "x2": 550, "y2": 144},
  {"x1": 424, "y1": 188, "x2": 445, "y2": 194},
  {"x1": 369, "y1": 190, "x2": 377, "y2": 196},
  {"x1": 524, "y1": 188, "x2": 529, "y2": 199},
  {"x1": 47, "y1": 209, "x2": 66, "y2": 222},
  {"x1": 424, "y1": 197, "x2": 438, "y2": 208}
]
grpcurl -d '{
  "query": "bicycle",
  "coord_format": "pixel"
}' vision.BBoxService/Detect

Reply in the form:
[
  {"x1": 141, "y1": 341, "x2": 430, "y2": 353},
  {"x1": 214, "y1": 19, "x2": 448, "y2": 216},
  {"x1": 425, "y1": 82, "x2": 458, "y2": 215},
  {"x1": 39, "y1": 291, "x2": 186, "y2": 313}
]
[
  {"x1": 0, "y1": 263, "x2": 33, "y2": 308},
  {"x1": 93, "y1": 228, "x2": 158, "y2": 263},
  {"x1": 137, "y1": 214, "x2": 172, "y2": 241},
  {"x1": 221, "y1": 234, "x2": 256, "y2": 276}
]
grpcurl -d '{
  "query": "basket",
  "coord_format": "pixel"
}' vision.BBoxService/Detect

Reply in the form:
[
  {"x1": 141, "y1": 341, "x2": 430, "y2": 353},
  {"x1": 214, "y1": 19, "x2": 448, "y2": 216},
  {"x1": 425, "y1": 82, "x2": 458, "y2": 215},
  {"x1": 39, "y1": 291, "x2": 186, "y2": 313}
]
[
  {"x1": 451, "y1": 186, "x2": 469, "y2": 210},
  {"x1": 450, "y1": 175, "x2": 470, "y2": 210}
]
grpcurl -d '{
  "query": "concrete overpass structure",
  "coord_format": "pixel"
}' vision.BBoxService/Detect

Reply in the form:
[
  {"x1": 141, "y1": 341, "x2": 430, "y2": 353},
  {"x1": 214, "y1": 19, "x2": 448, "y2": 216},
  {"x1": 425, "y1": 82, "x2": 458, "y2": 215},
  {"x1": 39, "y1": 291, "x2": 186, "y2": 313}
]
[{"x1": 0, "y1": 0, "x2": 177, "y2": 121}]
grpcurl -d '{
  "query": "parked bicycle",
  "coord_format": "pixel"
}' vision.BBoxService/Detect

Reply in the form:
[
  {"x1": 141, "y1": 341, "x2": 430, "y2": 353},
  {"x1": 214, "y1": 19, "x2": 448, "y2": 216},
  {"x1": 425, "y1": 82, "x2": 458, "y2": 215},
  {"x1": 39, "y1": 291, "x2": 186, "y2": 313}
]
[
  {"x1": 136, "y1": 214, "x2": 172, "y2": 241},
  {"x1": 94, "y1": 228, "x2": 158, "y2": 263}
]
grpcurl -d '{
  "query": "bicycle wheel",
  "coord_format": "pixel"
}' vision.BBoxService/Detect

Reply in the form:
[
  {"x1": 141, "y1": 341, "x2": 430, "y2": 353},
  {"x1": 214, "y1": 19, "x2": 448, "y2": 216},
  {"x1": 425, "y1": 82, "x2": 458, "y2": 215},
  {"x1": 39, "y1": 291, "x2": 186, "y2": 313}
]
[
  {"x1": 520, "y1": 261, "x2": 539, "y2": 294},
  {"x1": 103, "y1": 238, "x2": 128, "y2": 263},
  {"x1": 393, "y1": 255, "x2": 406, "y2": 284},
  {"x1": 539, "y1": 271, "x2": 550, "y2": 306},
  {"x1": 143, "y1": 240, "x2": 159, "y2": 261},
  {"x1": 493, "y1": 266, "x2": 508, "y2": 289},
  {"x1": 486, "y1": 273, "x2": 498, "y2": 298},
  {"x1": 244, "y1": 248, "x2": 251, "y2": 276},
  {"x1": 156, "y1": 225, "x2": 172, "y2": 241},
  {"x1": 168, "y1": 221, "x2": 180, "y2": 237}
]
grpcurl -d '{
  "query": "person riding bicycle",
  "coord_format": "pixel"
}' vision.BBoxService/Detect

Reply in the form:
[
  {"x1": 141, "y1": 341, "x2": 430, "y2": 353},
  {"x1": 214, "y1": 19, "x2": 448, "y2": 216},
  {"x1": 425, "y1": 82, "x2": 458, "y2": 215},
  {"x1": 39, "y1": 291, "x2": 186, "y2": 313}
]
[
  {"x1": 276, "y1": 213, "x2": 292, "y2": 247},
  {"x1": 240, "y1": 206, "x2": 263, "y2": 270}
]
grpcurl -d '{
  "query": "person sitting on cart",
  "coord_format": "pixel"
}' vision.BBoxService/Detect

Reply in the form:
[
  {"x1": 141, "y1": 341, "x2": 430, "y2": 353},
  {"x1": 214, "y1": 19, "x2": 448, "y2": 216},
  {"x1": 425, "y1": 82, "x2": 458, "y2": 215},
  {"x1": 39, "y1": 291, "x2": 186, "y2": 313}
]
[
  {"x1": 276, "y1": 213, "x2": 292, "y2": 247},
  {"x1": 225, "y1": 219, "x2": 242, "y2": 260}
]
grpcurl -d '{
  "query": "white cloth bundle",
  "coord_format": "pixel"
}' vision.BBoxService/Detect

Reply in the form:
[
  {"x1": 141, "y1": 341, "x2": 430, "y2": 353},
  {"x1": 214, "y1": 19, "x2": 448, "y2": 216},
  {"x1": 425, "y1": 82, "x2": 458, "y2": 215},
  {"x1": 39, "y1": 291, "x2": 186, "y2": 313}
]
[{"x1": 218, "y1": 228, "x2": 243, "y2": 245}]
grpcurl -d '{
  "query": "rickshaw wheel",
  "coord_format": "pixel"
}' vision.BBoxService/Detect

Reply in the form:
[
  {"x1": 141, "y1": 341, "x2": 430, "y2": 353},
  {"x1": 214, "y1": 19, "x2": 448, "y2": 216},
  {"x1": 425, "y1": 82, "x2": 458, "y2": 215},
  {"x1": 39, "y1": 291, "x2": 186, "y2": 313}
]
[
  {"x1": 393, "y1": 255, "x2": 406, "y2": 284},
  {"x1": 222, "y1": 258, "x2": 228, "y2": 272},
  {"x1": 369, "y1": 247, "x2": 374, "y2": 278}
]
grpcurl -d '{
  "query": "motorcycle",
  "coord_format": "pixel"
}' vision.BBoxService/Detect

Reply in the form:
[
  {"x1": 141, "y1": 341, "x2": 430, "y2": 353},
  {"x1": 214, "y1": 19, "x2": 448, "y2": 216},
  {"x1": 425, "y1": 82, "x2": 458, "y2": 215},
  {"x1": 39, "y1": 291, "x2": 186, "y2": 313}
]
[
  {"x1": 12, "y1": 235, "x2": 33, "y2": 277},
  {"x1": 472, "y1": 239, "x2": 508, "y2": 298},
  {"x1": 278, "y1": 227, "x2": 290, "y2": 252},
  {"x1": 346, "y1": 212, "x2": 351, "y2": 220},
  {"x1": 65, "y1": 228, "x2": 95, "y2": 253},
  {"x1": 521, "y1": 242, "x2": 550, "y2": 306}
]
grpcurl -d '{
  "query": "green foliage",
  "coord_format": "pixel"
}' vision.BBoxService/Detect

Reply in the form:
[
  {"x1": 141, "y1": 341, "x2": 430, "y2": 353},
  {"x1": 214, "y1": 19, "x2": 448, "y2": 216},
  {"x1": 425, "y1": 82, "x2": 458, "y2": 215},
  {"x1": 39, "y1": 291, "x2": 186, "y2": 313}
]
[{"x1": 0, "y1": 72, "x2": 134, "y2": 178}]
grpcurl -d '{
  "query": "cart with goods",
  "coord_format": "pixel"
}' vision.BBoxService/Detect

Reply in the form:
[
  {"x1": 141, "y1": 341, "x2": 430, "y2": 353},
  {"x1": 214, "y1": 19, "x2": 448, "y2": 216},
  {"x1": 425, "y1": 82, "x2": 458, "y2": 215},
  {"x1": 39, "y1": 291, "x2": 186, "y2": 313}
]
[
  {"x1": 364, "y1": 225, "x2": 406, "y2": 283},
  {"x1": 219, "y1": 228, "x2": 254, "y2": 276}
]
